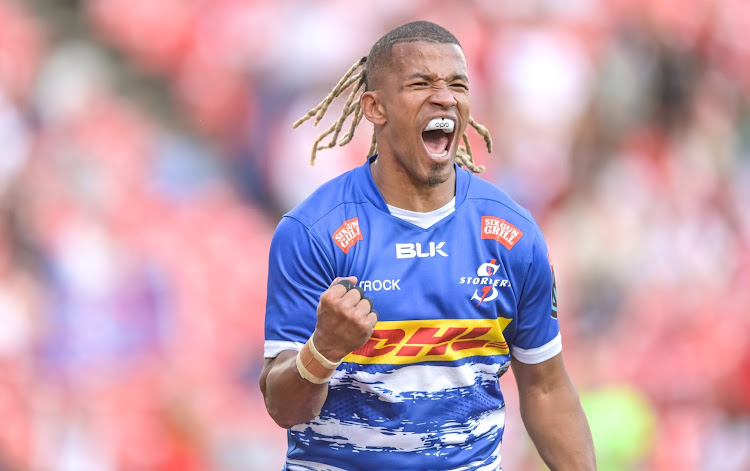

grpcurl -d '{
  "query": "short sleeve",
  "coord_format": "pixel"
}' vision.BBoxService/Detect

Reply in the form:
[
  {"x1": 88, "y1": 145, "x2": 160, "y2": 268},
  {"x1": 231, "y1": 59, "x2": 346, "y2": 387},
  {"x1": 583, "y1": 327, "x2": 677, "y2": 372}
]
[
  {"x1": 264, "y1": 216, "x2": 335, "y2": 358},
  {"x1": 510, "y1": 227, "x2": 561, "y2": 364}
]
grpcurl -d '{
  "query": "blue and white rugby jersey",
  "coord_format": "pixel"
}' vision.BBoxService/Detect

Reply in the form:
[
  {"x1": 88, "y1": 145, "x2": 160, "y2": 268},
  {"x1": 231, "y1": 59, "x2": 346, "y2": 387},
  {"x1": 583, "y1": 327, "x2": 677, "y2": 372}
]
[{"x1": 265, "y1": 156, "x2": 561, "y2": 471}]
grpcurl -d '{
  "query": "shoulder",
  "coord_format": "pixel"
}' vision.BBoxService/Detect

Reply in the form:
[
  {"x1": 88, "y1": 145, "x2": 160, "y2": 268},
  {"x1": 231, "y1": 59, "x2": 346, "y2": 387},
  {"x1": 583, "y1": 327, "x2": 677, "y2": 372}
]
[
  {"x1": 463, "y1": 170, "x2": 542, "y2": 241},
  {"x1": 284, "y1": 166, "x2": 367, "y2": 229}
]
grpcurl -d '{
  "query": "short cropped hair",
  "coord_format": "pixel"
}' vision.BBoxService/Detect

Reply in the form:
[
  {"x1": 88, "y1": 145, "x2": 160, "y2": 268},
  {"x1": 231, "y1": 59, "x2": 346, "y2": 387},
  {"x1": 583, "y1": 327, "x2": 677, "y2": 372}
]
[{"x1": 364, "y1": 21, "x2": 461, "y2": 91}]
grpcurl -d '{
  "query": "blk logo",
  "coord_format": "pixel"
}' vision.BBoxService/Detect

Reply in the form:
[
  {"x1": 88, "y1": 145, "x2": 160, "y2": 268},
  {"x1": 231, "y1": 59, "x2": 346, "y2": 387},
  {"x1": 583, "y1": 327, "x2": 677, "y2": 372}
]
[{"x1": 395, "y1": 242, "x2": 448, "y2": 259}]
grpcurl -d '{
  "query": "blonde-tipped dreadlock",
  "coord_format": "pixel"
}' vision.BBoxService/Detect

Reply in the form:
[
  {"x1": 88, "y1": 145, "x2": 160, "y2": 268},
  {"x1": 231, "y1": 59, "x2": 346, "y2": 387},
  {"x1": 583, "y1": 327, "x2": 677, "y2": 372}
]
[
  {"x1": 292, "y1": 21, "x2": 494, "y2": 173},
  {"x1": 292, "y1": 57, "x2": 367, "y2": 166}
]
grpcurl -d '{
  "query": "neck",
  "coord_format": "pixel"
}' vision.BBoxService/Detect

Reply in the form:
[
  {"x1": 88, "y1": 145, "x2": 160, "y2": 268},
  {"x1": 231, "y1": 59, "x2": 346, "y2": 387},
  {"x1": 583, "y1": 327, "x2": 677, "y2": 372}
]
[{"x1": 370, "y1": 156, "x2": 456, "y2": 212}]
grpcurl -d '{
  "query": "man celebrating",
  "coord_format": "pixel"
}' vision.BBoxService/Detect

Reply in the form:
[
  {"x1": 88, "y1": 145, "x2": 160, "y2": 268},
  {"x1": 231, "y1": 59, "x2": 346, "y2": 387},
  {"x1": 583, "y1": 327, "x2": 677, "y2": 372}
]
[{"x1": 260, "y1": 21, "x2": 595, "y2": 471}]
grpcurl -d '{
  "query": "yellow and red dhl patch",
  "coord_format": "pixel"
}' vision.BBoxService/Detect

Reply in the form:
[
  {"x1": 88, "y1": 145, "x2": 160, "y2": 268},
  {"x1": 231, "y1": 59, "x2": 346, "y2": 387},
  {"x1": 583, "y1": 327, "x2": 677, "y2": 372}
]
[
  {"x1": 333, "y1": 217, "x2": 363, "y2": 254},
  {"x1": 481, "y1": 216, "x2": 523, "y2": 250},
  {"x1": 344, "y1": 318, "x2": 512, "y2": 365}
]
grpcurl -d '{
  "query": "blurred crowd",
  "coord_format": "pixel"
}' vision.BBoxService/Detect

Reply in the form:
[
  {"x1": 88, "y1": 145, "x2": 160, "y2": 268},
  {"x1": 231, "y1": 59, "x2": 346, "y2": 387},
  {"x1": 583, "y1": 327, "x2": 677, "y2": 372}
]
[{"x1": 0, "y1": 0, "x2": 749, "y2": 470}]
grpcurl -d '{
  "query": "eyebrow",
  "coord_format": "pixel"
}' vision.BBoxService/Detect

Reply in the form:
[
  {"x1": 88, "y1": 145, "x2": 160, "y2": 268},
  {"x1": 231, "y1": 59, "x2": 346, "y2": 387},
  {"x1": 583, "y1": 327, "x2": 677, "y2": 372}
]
[{"x1": 408, "y1": 72, "x2": 469, "y2": 83}]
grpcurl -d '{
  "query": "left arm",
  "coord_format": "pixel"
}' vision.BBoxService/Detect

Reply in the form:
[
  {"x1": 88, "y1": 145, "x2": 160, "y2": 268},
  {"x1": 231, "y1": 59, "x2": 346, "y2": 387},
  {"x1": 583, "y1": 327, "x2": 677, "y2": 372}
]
[{"x1": 512, "y1": 353, "x2": 596, "y2": 471}]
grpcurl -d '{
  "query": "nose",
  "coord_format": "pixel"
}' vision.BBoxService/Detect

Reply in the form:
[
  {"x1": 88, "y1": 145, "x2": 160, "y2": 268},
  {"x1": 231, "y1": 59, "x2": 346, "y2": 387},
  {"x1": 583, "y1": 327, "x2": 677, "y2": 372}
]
[{"x1": 429, "y1": 84, "x2": 457, "y2": 109}]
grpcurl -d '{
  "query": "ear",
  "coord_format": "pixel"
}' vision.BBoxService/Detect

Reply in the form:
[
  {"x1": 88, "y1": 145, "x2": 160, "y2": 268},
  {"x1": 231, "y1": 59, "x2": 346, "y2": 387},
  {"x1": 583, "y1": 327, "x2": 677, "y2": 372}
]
[{"x1": 360, "y1": 91, "x2": 386, "y2": 126}]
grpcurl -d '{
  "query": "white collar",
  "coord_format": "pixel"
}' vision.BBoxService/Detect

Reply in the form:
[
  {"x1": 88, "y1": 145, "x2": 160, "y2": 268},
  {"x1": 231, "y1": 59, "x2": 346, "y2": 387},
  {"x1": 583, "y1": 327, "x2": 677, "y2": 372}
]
[{"x1": 387, "y1": 197, "x2": 456, "y2": 229}]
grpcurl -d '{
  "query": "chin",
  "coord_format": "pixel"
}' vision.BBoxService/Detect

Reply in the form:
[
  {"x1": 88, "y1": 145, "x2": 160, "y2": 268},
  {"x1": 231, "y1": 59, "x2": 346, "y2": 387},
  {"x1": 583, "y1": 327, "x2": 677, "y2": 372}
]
[{"x1": 426, "y1": 161, "x2": 454, "y2": 187}]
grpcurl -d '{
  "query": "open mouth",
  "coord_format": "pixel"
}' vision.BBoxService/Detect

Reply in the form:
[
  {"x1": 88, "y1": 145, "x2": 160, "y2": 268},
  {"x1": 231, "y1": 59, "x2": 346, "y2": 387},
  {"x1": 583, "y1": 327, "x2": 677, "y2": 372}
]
[{"x1": 422, "y1": 117, "x2": 455, "y2": 158}]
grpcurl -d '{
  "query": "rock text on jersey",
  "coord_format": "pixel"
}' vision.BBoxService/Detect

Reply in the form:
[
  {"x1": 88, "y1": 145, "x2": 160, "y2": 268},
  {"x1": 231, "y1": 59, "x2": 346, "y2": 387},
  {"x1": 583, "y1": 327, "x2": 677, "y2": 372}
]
[{"x1": 359, "y1": 279, "x2": 401, "y2": 291}]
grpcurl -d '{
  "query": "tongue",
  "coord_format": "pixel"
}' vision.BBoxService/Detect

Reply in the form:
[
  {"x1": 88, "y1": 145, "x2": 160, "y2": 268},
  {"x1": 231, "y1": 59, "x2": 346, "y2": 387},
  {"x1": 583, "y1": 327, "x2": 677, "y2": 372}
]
[{"x1": 422, "y1": 130, "x2": 449, "y2": 155}]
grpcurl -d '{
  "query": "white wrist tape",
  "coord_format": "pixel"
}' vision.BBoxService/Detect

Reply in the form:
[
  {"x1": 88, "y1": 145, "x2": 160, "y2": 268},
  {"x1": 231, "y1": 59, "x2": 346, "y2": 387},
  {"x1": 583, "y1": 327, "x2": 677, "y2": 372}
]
[{"x1": 296, "y1": 335, "x2": 342, "y2": 384}]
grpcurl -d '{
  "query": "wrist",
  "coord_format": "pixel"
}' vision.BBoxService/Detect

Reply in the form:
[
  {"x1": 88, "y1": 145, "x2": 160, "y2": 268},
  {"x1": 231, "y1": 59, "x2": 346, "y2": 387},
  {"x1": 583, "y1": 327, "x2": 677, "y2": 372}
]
[
  {"x1": 311, "y1": 330, "x2": 348, "y2": 363},
  {"x1": 296, "y1": 334, "x2": 343, "y2": 384}
]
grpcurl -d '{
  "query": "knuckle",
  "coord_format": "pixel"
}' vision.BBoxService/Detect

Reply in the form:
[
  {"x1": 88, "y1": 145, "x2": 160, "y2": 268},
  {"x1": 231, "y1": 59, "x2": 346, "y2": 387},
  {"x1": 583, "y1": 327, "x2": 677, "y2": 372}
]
[
  {"x1": 359, "y1": 297, "x2": 373, "y2": 311},
  {"x1": 341, "y1": 308, "x2": 359, "y2": 324},
  {"x1": 344, "y1": 290, "x2": 360, "y2": 303}
]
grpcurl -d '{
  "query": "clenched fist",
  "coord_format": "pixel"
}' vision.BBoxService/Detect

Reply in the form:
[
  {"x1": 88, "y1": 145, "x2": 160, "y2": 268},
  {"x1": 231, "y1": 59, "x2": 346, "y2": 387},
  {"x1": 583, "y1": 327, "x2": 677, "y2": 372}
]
[{"x1": 312, "y1": 277, "x2": 378, "y2": 363}]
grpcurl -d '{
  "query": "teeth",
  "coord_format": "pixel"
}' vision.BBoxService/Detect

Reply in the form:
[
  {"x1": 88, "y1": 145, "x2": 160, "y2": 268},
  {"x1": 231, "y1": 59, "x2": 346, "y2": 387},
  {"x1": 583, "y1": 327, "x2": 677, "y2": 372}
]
[
  {"x1": 432, "y1": 149, "x2": 449, "y2": 157},
  {"x1": 424, "y1": 118, "x2": 455, "y2": 133}
]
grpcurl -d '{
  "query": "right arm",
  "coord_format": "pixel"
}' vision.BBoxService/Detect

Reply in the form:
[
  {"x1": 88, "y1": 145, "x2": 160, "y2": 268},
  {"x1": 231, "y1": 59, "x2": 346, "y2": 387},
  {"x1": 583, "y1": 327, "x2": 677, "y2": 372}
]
[
  {"x1": 260, "y1": 277, "x2": 377, "y2": 429},
  {"x1": 259, "y1": 351, "x2": 330, "y2": 429}
]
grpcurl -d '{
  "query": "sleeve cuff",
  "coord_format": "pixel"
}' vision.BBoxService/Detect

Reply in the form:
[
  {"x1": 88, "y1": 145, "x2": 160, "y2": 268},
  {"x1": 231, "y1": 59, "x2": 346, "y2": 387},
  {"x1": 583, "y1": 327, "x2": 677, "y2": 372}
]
[
  {"x1": 264, "y1": 340, "x2": 305, "y2": 358},
  {"x1": 511, "y1": 332, "x2": 562, "y2": 364}
]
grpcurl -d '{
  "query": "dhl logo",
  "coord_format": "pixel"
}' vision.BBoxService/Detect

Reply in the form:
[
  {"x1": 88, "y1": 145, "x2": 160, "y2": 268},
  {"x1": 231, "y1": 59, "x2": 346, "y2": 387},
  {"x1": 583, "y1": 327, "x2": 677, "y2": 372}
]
[{"x1": 345, "y1": 318, "x2": 512, "y2": 365}]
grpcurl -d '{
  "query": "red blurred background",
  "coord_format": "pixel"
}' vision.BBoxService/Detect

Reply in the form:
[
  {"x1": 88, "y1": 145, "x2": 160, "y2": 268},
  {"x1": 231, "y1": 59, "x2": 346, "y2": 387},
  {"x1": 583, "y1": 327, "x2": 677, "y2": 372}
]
[{"x1": 0, "y1": 0, "x2": 749, "y2": 469}]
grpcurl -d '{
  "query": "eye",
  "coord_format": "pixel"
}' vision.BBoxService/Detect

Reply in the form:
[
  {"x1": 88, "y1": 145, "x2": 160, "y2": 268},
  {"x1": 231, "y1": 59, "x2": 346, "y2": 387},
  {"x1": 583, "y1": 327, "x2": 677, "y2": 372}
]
[
  {"x1": 410, "y1": 81, "x2": 429, "y2": 87},
  {"x1": 451, "y1": 83, "x2": 469, "y2": 91}
]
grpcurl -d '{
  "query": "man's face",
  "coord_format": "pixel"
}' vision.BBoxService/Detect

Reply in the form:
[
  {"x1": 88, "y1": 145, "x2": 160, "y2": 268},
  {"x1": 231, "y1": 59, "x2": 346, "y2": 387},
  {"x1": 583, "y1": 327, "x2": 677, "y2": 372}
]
[{"x1": 375, "y1": 41, "x2": 470, "y2": 188}]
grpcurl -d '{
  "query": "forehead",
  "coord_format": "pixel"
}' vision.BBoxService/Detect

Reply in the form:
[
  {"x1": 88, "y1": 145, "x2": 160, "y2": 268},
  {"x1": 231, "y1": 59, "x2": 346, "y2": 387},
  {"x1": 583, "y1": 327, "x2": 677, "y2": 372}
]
[{"x1": 388, "y1": 41, "x2": 467, "y2": 79}]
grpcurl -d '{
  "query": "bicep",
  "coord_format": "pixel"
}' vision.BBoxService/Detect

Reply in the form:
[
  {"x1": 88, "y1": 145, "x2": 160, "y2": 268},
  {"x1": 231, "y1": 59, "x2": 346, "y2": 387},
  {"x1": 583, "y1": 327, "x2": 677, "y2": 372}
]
[
  {"x1": 259, "y1": 350, "x2": 297, "y2": 397},
  {"x1": 511, "y1": 352, "x2": 571, "y2": 397},
  {"x1": 511, "y1": 353, "x2": 596, "y2": 470}
]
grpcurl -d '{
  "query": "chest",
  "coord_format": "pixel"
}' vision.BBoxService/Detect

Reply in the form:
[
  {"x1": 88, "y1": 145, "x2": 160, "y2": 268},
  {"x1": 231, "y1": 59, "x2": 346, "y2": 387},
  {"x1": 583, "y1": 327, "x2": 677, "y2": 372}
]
[{"x1": 334, "y1": 211, "x2": 523, "y2": 326}]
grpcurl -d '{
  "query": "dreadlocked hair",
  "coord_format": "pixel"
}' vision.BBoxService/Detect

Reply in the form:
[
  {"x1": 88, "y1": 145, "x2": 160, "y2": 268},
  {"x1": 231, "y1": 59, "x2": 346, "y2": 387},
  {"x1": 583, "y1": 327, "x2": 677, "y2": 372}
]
[{"x1": 292, "y1": 21, "x2": 493, "y2": 173}]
